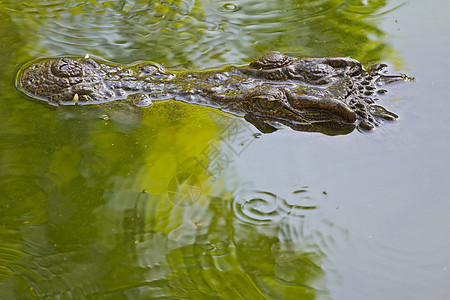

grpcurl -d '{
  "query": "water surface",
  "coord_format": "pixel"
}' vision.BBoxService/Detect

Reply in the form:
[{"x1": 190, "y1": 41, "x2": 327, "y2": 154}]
[{"x1": 0, "y1": 0, "x2": 449, "y2": 299}]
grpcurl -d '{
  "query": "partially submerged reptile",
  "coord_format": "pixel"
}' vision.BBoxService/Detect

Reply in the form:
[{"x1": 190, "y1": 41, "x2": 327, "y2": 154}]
[{"x1": 17, "y1": 51, "x2": 409, "y2": 135}]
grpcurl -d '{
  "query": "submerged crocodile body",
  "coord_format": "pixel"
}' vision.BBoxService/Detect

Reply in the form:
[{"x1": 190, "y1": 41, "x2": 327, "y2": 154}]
[{"x1": 18, "y1": 51, "x2": 408, "y2": 135}]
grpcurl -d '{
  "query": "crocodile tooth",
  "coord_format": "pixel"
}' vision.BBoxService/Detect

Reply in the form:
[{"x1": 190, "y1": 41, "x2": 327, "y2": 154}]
[
  {"x1": 85, "y1": 53, "x2": 90, "y2": 59},
  {"x1": 73, "y1": 93, "x2": 79, "y2": 103}
]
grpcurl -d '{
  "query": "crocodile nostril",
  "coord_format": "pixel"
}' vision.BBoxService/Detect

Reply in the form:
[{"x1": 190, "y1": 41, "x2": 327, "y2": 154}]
[
  {"x1": 51, "y1": 58, "x2": 82, "y2": 77},
  {"x1": 59, "y1": 63, "x2": 68, "y2": 72}
]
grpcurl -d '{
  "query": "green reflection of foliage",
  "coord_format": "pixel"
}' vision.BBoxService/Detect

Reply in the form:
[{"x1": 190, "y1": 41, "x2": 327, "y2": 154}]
[
  {"x1": 235, "y1": 0, "x2": 400, "y2": 65},
  {"x1": 0, "y1": 85, "x2": 248, "y2": 296},
  {"x1": 1, "y1": 0, "x2": 400, "y2": 66},
  {"x1": 98, "y1": 194, "x2": 326, "y2": 299},
  {"x1": 0, "y1": 89, "x2": 326, "y2": 297}
]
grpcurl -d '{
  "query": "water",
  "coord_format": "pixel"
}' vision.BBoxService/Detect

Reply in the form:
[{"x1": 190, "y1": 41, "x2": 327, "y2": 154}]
[{"x1": 1, "y1": 0, "x2": 449, "y2": 299}]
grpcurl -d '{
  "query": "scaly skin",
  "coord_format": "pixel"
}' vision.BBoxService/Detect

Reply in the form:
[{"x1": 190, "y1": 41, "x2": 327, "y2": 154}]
[{"x1": 18, "y1": 51, "x2": 407, "y2": 135}]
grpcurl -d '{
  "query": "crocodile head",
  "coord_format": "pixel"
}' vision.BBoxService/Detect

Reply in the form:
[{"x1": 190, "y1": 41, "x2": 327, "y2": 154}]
[{"x1": 17, "y1": 52, "x2": 408, "y2": 135}]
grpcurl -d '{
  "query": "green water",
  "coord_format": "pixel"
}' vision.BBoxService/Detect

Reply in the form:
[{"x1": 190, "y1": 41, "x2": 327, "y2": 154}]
[{"x1": 1, "y1": 0, "x2": 450, "y2": 299}]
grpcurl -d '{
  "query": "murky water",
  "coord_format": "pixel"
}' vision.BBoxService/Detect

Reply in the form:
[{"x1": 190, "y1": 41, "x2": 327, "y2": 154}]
[{"x1": 1, "y1": 0, "x2": 449, "y2": 299}]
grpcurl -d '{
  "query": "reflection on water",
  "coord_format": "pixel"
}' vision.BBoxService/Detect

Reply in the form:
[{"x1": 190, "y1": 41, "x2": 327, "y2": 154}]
[
  {"x1": 0, "y1": 97, "x2": 342, "y2": 297},
  {"x1": 231, "y1": 188, "x2": 341, "y2": 298},
  {"x1": 95, "y1": 184, "x2": 338, "y2": 298},
  {"x1": 2, "y1": 0, "x2": 399, "y2": 65}
]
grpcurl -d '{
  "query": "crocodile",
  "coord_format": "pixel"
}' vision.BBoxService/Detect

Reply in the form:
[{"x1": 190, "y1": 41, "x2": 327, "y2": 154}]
[{"x1": 17, "y1": 51, "x2": 409, "y2": 135}]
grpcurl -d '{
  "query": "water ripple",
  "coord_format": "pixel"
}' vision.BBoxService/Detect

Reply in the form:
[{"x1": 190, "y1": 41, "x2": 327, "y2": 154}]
[
  {"x1": 232, "y1": 186, "x2": 349, "y2": 258},
  {"x1": 4, "y1": 0, "x2": 398, "y2": 65},
  {"x1": 233, "y1": 188, "x2": 322, "y2": 225}
]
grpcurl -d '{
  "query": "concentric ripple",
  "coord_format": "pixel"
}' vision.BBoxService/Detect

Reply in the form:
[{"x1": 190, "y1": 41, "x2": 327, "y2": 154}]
[
  {"x1": 233, "y1": 188, "x2": 322, "y2": 225},
  {"x1": 232, "y1": 187, "x2": 349, "y2": 258}
]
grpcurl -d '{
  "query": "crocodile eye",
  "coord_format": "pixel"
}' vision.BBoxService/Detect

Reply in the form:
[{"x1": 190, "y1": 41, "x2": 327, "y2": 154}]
[
  {"x1": 51, "y1": 58, "x2": 82, "y2": 77},
  {"x1": 243, "y1": 86, "x2": 286, "y2": 111},
  {"x1": 256, "y1": 97, "x2": 278, "y2": 110}
]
